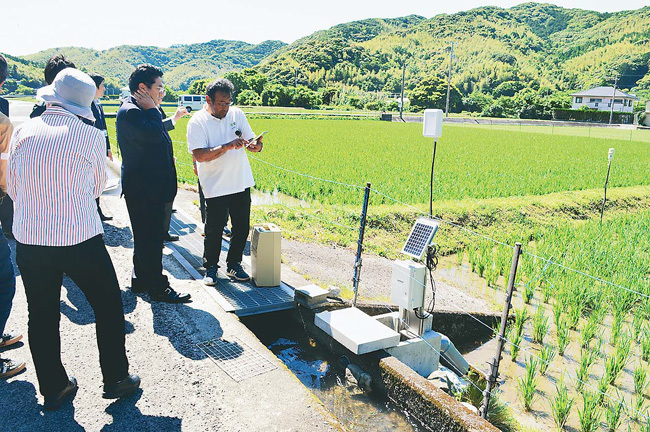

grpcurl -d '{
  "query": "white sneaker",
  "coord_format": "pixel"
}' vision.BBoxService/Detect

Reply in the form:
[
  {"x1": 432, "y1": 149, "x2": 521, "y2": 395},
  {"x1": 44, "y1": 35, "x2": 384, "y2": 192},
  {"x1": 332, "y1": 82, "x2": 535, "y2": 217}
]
[{"x1": 203, "y1": 265, "x2": 218, "y2": 286}]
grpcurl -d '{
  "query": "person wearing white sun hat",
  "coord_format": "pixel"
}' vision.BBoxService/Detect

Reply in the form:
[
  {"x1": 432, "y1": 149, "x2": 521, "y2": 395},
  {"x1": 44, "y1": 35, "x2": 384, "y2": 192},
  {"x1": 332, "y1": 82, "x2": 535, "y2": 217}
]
[{"x1": 8, "y1": 67, "x2": 139, "y2": 410}]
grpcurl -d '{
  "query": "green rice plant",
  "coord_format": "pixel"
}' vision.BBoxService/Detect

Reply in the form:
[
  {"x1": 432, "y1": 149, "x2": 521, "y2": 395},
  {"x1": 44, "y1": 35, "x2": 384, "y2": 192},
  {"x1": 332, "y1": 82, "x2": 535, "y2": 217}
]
[
  {"x1": 508, "y1": 325, "x2": 523, "y2": 362},
  {"x1": 633, "y1": 308, "x2": 645, "y2": 342},
  {"x1": 513, "y1": 305, "x2": 530, "y2": 338},
  {"x1": 642, "y1": 324, "x2": 650, "y2": 362},
  {"x1": 633, "y1": 394, "x2": 647, "y2": 422},
  {"x1": 596, "y1": 375, "x2": 609, "y2": 406},
  {"x1": 518, "y1": 356, "x2": 539, "y2": 411},
  {"x1": 486, "y1": 263, "x2": 500, "y2": 289},
  {"x1": 567, "y1": 300, "x2": 582, "y2": 330},
  {"x1": 539, "y1": 344, "x2": 556, "y2": 376},
  {"x1": 641, "y1": 412, "x2": 650, "y2": 432},
  {"x1": 532, "y1": 305, "x2": 550, "y2": 344},
  {"x1": 615, "y1": 331, "x2": 632, "y2": 372},
  {"x1": 605, "y1": 394, "x2": 625, "y2": 432},
  {"x1": 577, "y1": 349, "x2": 597, "y2": 391},
  {"x1": 578, "y1": 391, "x2": 603, "y2": 432},
  {"x1": 540, "y1": 279, "x2": 553, "y2": 304},
  {"x1": 605, "y1": 354, "x2": 625, "y2": 386},
  {"x1": 609, "y1": 306, "x2": 625, "y2": 347},
  {"x1": 634, "y1": 364, "x2": 649, "y2": 396},
  {"x1": 580, "y1": 315, "x2": 600, "y2": 350},
  {"x1": 550, "y1": 377, "x2": 574, "y2": 431},
  {"x1": 556, "y1": 318, "x2": 571, "y2": 357},
  {"x1": 523, "y1": 283, "x2": 535, "y2": 304}
]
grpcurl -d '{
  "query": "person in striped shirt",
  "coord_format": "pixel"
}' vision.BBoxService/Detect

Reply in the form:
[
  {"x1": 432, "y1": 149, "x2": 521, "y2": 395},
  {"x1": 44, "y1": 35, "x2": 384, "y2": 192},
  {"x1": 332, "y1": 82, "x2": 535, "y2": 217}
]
[{"x1": 8, "y1": 68, "x2": 139, "y2": 410}]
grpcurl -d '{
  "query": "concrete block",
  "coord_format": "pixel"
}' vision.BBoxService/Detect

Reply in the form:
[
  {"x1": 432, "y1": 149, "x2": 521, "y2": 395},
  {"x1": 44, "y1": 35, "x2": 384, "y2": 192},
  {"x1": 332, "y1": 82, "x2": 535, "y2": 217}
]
[
  {"x1": 385, "y1": 330, "x2": 442, "y2": 377},
  {"x1": 294, "y1": 284, "x2": 329, "y2": 309},
  {"x1": 314, "y1": 307, "x2": 400, "y2": 355}
]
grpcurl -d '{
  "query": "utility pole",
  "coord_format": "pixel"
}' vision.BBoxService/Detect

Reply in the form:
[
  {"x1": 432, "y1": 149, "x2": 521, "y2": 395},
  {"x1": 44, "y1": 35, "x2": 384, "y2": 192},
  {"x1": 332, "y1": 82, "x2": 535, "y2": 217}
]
[
  {"x1": 609, "y1": 73, "x2": 619, "y2": 125},
  {"x1": 399, "y1": 61, "x2": 406, "y2": 121},
  {"x1": 445, "y1": 41, "x2": 455, "y2": 118}
]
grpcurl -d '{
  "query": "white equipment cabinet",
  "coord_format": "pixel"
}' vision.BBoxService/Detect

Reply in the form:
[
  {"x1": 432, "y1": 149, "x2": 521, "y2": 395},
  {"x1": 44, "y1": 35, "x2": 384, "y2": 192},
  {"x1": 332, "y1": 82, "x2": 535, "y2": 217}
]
[{"x1": 251, "y1": 223, "x2": 282, "y2": 287}]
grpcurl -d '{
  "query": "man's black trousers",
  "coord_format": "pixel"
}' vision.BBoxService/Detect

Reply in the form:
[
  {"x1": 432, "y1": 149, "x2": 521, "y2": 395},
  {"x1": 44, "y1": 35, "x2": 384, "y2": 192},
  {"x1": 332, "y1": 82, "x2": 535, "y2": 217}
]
[
  {"x1": 16, "y1": 235, "x2": 128, "y2": 397},
  {"x1": 125, "y1": 195, "x2": 169, "y2": 292},
  {"x1": 203, "y1": 188, "x2": 250, "y2": 269}
]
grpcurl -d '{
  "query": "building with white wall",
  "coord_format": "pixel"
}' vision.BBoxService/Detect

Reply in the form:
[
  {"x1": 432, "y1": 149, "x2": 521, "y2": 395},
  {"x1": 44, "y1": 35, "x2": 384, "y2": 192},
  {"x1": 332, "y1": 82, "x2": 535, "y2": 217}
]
[{"x1": 571, "y1": 87, "x2": 636, "y2": 113}]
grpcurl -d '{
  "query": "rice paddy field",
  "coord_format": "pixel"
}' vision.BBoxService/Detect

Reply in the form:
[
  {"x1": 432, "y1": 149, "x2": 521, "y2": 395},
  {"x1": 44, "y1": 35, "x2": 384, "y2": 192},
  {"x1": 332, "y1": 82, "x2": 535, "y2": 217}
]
[{"x1": 106, "y1": 116, "x2": 650, "y2": 431}]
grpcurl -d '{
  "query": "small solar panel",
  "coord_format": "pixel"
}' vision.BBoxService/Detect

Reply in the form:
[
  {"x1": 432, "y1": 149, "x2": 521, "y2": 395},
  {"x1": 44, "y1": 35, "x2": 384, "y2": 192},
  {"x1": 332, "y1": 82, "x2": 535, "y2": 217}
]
[{"x1": 401, "y1": 218, "x2": 439, "y2": 259}]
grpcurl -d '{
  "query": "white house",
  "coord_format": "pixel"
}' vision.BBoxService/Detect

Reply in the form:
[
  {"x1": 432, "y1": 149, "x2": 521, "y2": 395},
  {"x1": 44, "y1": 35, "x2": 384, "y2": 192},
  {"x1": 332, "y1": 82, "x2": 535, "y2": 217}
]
[{"x1": 570, "y1": 87, "x2": 636, "y2": 113}]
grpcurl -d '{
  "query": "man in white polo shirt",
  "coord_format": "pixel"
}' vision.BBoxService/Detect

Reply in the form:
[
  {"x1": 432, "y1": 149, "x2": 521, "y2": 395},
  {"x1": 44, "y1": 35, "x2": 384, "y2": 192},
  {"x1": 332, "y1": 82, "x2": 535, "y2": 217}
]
[{"x1": 187, "y1": 79, "x2": 263, "y2": 285}]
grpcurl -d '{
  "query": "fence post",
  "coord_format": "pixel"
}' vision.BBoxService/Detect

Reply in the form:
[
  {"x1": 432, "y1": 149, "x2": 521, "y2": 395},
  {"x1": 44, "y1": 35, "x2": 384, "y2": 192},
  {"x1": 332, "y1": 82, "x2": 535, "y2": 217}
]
[
  {"x1": 352, "y1": 182, "x2": 371, "y2": 307},
  {"x1": 480, "y1": 242, "x2": 522, "y2": 419}
]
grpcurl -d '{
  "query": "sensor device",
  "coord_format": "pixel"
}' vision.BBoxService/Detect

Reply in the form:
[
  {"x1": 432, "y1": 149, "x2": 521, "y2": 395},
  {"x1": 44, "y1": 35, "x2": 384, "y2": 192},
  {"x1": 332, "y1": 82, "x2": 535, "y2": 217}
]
[{"x1": 423, "y1": 109, "x2": 443, "y2": 138}]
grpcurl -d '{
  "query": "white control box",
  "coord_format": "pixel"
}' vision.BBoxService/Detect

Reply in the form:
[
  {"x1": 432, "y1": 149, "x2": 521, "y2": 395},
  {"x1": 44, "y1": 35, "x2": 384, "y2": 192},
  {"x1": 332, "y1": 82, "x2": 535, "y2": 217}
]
[
  {"x1": 251, "y1": 223, "x2": 281, "y2": 287},
  {"x1": 391, "y1": 260, "x2": 426, "y2": 310},
  {"x1": 423, "y1": 109, "x2": 443, "y2": 138}
]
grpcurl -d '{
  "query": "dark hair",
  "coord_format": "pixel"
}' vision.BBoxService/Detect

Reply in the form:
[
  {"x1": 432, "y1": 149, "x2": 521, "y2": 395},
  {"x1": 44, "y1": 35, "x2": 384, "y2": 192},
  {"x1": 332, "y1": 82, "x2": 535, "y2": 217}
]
[
  {"x1": 206, "y1": 78, "x2": 234, "y2": 100},
  {"x1": 0, "y1": 54, "x2": 7, "y2": 84},
  {"x1": 89, "y1": 73, "x2": 105, "y2": 88},
  {"x1": 44, "y1": 55, "x2": 76, "y2": 84},
  {"x1": 128, "y1": 64, "x2": 163, "y2": 93}
]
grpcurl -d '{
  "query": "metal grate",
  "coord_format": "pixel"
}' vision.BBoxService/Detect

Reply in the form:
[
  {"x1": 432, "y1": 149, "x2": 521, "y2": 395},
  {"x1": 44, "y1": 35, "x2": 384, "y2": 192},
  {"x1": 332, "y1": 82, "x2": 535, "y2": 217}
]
[
  {"x1": 197, "y1": 337, "x2": 277, "y2": 382},
  {"x1": 214, "y1": 282, "x2": 294, "y2": 316},
  {"x1": 168, "y1": 210, "x2": 295, "y2": 316}
]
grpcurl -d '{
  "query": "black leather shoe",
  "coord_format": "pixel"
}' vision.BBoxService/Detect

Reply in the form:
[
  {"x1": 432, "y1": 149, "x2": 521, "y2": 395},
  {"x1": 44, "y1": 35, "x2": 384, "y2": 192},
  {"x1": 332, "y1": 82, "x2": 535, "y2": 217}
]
[
  {"x1": 150, "y1": 287, "x2": 191, "y2": 303},
  {"x1": 164, "y1": 234, "x2": 179, "y2": 242},
  {"x1": 44, "y1": 377, "x2": 78, "y2": 411},
  {"x1": 130, "y1": 278, "x2": 147, "y2": 294},
  {"x1": 103, "y1": 374, "x2": 140, "y2": 399},
  {"x1": 100, "y1": 214, "x2": 113, "y2": 221}
]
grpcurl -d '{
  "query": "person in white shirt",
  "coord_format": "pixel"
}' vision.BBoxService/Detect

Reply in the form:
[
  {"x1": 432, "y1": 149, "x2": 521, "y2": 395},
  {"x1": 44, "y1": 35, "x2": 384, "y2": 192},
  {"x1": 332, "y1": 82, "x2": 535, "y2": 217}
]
[{"x1": 186, "y1": 79, "x2": 263, "y2": 285}]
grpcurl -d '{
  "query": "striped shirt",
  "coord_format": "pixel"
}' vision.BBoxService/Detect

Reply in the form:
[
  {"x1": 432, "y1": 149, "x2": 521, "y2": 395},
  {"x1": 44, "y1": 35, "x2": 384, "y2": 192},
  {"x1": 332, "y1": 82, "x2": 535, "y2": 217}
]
[{"x1": 8, "y1": 106, "x2": 106, "y2": 246}]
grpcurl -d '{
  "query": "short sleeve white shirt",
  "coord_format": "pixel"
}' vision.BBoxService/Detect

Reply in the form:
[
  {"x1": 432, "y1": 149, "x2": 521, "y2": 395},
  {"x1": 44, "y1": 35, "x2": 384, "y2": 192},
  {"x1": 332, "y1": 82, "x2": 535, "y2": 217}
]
[{"x1": 186, "y1": 106, "x2": 255, "y2": 199}]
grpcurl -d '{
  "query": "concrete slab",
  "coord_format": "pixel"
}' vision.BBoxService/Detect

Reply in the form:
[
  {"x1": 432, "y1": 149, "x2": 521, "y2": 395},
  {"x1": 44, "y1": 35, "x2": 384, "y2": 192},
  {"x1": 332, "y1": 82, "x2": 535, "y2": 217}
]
[{"x1": 314, "y1": 307, "x2": 400, "y2": 355}]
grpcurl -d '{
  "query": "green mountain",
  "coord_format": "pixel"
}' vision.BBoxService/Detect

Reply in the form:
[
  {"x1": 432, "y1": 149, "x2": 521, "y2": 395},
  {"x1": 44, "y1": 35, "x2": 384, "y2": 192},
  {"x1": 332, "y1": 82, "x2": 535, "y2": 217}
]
[
  {"x1": 5, "y1": 3, "x2": 650, "y2": 110},
  {"x1": 256, "y1": 3, "x2": 650, "y2": 99},
  {"x1": 15, "y1": 39, "x2": 285, "y2": 91}
]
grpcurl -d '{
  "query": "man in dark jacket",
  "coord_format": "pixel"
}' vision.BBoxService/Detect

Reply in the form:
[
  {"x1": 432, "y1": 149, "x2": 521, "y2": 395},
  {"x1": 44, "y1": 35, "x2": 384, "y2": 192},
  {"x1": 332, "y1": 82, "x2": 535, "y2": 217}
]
[
  {"x1": 116, "y1": 64, "x2": 190, "y2": 303},
  {"x1": 89, "y1": 73, "x2": 113, "y2": 222}
]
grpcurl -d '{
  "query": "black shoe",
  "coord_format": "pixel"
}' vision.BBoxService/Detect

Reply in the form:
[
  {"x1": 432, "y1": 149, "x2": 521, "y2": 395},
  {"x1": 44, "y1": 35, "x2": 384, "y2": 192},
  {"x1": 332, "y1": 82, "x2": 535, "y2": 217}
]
[
  {"x1": 1, "y1": 357, "x2": 26, "y2": 379},
  {"x1": 44, "y1": 377, "x2": 78, "y2": 411},
  {"x1": 100, "y1": 214, "x2": 113, "y2": 221},
  {"x1": 150, "y1": 287, "x2": 191, "y2": 303},
  {"x1": 171, "y1": 208, "x2": 177, "y2": 213},
  {"x1": 0, "y1": 332, "x2": 23, "y2": 350},
  {"x1": 130, "y1": 278, "x2": 147, "y2": 294},
  {"x1": 103, "y1": 374, "x2": 140, "y2": 399},
  {"x1": 164, "y1": 233, "x2": 179, "y2": 242},
  {"x1": 226, "y1": 263, "x2": 250, "y2": 282}
]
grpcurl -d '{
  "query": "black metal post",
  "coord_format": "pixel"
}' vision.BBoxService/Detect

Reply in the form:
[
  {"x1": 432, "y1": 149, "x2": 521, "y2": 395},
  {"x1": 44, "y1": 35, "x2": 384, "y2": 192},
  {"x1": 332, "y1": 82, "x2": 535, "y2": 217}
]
[
  {"x1": 352, "y1": 182, "x2": 371, "y2": 307},
  {"x1": 429, "y1": 140, "x2": 437, "y2": 218},
  {"x1": 480, "y1": 242, "x2": 522, "y2": 419},
  {"x1": 600, "y1": 158, "x2": 612, "y2": 223}
]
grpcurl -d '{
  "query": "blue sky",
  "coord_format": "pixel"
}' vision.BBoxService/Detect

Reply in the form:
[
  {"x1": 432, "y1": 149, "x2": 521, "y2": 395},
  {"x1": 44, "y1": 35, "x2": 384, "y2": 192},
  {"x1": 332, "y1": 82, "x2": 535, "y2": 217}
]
[{"x1": 2, "y1": 0, "x2": 646, "y2": 56}]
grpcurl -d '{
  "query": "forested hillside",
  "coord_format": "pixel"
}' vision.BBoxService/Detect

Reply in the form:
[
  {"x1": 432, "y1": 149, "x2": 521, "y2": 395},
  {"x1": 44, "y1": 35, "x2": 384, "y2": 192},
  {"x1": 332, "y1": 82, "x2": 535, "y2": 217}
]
[{"x1": 4, "y1": 3, "x2": 649, "y2": 117}]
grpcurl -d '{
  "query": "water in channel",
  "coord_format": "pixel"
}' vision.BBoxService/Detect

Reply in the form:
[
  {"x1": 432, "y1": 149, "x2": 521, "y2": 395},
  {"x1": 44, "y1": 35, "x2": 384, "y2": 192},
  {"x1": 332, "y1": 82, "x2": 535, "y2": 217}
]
[{"x1": 242, "y1": 311, "x2": 424, "y2": 432}]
